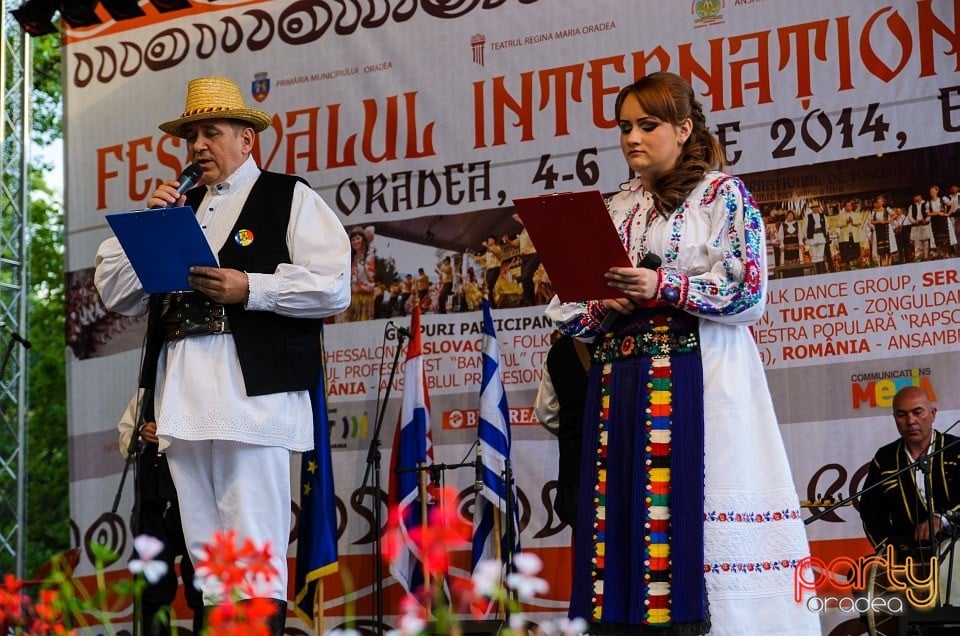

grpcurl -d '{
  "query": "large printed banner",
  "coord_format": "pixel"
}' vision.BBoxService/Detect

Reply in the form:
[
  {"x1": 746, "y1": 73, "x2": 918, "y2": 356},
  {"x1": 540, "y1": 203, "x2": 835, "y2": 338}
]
[{"x1": 63, "y1": 1, "x2": 960, "y2": 634}]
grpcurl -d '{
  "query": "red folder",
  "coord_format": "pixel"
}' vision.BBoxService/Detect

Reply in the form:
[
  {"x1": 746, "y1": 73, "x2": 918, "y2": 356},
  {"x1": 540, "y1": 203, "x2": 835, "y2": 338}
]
[{"x1": 513, "y1": 190, "x2": 632, "y2": 302}]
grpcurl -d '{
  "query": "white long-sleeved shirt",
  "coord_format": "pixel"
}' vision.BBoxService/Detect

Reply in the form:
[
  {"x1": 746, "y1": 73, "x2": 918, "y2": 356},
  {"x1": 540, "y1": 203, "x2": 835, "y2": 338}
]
[{"x1": 95, "y1": 156, "x2": 350, "y2": 451}]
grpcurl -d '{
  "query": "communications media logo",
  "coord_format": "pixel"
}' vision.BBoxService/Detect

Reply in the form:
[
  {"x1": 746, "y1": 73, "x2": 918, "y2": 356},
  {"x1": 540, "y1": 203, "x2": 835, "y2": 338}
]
[
  {"x1": 251, "y1": 72, "x2": 270, "y2": 103},
  {"x1": 849, "y1": 367, "x2": 934, "y2": 409},
  {"x1": 795, "y1": 545, "x2": 938, "y2": 616}
]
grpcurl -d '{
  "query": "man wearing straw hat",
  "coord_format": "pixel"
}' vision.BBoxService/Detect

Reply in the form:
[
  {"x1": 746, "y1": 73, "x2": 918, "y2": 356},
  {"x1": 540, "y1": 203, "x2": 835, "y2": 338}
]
[{"x1": 95, "y1": 76, "x2": 351, "y2": 634}]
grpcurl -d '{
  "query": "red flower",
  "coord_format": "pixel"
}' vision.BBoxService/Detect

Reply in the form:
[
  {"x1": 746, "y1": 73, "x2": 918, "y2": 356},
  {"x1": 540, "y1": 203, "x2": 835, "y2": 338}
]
[
  {"x1": 0, "y1": 574, "x2": 24, "y2": 624},
  {"x1": 241, "y1": 540, "x2": 279, "y2": 585},
  {"x1": 382, "y1": 507, "x2": 404, "y2": 564},
  {"x1": 207, "y1": 598, "x2": 276, "y2": 636},
  {"x1": 382, "y1": 485, "x2": 472, "y2": 580},
  {"x1": 427, "y1": 487, "x2": 472, "y2": 545},
  {"x1": 195, "y1": 530, "x2": 277, "y2": 598},
  {"x1": 31, "y1": 589, "x2": 66, "y2": 635}
]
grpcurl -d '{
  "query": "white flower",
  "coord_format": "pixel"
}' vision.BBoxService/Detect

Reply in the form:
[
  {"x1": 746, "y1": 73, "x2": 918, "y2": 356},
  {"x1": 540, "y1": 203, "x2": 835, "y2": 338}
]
[
  {"x1": 471, "y1": 559, "x2": 503, "y2": 597},
  {"x1": 530, "y1": 617, "x2": 589, "y2": 636},
  {"x1": 395, "y1": 593, "x2": 426, "y2": 636},
  {"x1": 556, "y1": 617, "x2": 589, "y2": 636},
  {"x1": 128, "y1": 535, "x2": 168, "y2": 584},
  {"x1": 505, "y1": 570, "x2": 549, "y2": 600},
  {"x1": 509, "y1": 612, "x2": 527, "y2": 632},
  {"x1": 505, "y1": 551, "x2": 549, "y2": 599},
  {"x1": 397, "y1": 612, "x2": 426, "y2": 636},
  {"x1": 513, "y1": 552, "x2": 543, "y2": 575}
]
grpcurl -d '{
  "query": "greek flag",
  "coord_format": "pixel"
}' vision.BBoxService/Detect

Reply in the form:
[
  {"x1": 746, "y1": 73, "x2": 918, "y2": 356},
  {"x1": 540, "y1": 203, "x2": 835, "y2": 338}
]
[
  {"x1": 387, "y1": 306, "x2": 433, "y2": 594},
  {"x1": 471, "y1": 299, "x2": 521, "y2": 574}
]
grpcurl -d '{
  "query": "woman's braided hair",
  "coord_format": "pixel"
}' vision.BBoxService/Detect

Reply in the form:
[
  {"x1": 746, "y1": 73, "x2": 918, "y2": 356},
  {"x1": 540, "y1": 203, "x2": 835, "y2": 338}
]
[{"x1": 614, "y1": 72, "x2": 725, "y2": 218}]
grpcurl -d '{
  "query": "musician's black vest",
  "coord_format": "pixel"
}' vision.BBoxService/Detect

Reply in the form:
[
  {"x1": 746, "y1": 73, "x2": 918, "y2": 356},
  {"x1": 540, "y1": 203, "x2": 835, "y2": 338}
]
[{"x1": 140, "y1": 171, "x2": 324, "y2": 397}]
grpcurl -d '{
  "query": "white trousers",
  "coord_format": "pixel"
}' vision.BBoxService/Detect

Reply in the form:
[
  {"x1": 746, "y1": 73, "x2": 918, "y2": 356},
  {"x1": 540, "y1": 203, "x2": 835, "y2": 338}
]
[
  {"x1": 165, "y1": 439, "x2": 292, "y2": 604},
  {"x1": 807, "y1": 238, "x2": 827, "y2": 262}
]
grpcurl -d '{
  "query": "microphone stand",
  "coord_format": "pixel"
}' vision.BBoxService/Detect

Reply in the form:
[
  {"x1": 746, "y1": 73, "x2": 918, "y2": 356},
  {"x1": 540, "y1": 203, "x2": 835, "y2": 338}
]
[
  {"x1": 394, "y1": 461, "x2": 477, "y2": 485},
  {"x1": 110, "y1": 389, "x2": 151, "y2": 636},
  {"x1": 394, "y1": 459, "x2": 478, "y2": 626},
  {"x1": 501, "y1": 457, "x2": 519, "y2": 616},
  {"x1": 502, "y1": 458, "x2": 518, "y2": 571},
  {"x1": 918, "y1": 455, "x2": 939, "y2": 586},
  {"x1": 111, "y1": 391, "x2": 150, "y2": 515},
  {"x1": 358, "y1": 326, "x2": 408, "y2": 635}
]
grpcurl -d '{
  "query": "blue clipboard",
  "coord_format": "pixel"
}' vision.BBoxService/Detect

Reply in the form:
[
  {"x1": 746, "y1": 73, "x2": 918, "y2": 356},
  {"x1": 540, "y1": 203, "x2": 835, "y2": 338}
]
[{"x1": 105, "y1": 206, "x2": 219, "y2": 294}]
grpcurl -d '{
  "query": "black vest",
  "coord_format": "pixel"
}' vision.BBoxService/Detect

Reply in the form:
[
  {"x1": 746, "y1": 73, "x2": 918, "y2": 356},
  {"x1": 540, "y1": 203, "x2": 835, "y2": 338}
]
[
  {"x1": 806, "y1": 211, "x2": 828, "y2": 239},
  {"x1": 140, "y1": 170, "x2": 325, "y2": 396}
]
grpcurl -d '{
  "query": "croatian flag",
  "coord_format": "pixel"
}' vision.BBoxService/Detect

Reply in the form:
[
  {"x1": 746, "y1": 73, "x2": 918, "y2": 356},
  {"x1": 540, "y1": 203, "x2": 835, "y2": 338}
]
[
  {"x1": 471, "y1": 299, "x2": 521, "y2": 574},
  {"x1": 388, "y1": 306, "x2": 433, "y2": 594}
]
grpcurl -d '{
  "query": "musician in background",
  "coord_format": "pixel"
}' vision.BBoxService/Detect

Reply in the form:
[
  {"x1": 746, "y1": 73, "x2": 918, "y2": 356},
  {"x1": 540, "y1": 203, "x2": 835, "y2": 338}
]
[
  {"x1": 534, "y1": 330, "x2": 590, "y2": 534},
  {"x1": 118, "y1": 390, "x2": 203, "y2": 636},
  {"x1": 859, "y1": 386, "x2": 960, "y2": 603}
]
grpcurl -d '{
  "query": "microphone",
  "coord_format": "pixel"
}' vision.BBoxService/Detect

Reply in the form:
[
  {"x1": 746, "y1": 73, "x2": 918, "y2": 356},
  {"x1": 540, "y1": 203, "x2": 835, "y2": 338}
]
[
  {"x1": 600, "y1": 252, "x2": 662, "y2": 332},
  {"x1": 475, "y1": 448, "x2": 484, "y2": 494},
  {"x1": 0, "y1": 323, "x2": 31, "y2": 349},
  {"x1": 388, "y1": 321, "x2": 413, "y2": 339},
  {"x1": 152, "y1": 163, "x2": 203, "y2": 209}
]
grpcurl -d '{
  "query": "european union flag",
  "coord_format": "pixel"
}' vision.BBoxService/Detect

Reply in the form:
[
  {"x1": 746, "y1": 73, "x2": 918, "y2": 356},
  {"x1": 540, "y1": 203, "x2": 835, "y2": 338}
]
[{"x1": 294, "y1": 333, "x2": 339, "y2": 625}]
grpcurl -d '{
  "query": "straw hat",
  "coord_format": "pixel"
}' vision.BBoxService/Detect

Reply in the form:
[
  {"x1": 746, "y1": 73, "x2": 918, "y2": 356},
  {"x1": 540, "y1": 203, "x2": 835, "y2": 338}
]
[{"x1": 159, "y1": 76, "x2": 272, "y2": 138}]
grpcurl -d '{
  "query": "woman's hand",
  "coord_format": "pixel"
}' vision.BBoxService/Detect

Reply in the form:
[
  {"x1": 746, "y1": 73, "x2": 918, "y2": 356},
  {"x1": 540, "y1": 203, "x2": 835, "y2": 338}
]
[{"x1": 605, "y1": 266, "x2": 658, "y2": 303}]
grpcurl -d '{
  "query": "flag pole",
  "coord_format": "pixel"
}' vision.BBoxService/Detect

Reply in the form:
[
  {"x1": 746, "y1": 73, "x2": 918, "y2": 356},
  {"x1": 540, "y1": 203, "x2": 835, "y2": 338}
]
[
  {"x1": 314, "y1": 579, "x2": 323, "y2": 636},
  {"x1": 418, "y1": 461, "x2": 432, "y2": 613},
  {"x1": 492, "y1": 507, "x2": 505, "y2": 619}
]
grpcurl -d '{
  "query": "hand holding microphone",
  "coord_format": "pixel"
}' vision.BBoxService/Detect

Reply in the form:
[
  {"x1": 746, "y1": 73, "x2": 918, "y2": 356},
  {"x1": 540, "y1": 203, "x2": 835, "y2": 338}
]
[
  {"x1": 148, "y1": 163, "x2": 204, "y2": 209},
  {"x1": 600, "y1": 252, "x2": 662, "y2": 332}
]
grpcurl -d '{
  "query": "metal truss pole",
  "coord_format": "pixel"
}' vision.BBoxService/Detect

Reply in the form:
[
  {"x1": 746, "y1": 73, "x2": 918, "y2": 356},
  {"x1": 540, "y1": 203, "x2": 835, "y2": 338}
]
[{"x1": 0, "y1": 0, "x2": 31, "y2": 579}]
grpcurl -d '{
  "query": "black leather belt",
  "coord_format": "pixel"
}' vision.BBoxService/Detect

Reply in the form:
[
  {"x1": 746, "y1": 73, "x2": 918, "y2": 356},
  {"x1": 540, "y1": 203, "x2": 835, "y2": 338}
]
[{"x1": 159, "y1": 291, "x2": 231, "y2": 341}]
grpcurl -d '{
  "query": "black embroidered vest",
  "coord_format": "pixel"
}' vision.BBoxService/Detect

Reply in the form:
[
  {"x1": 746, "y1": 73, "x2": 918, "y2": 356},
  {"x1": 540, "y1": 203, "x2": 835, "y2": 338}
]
[{"x1": 140, "y1": 171, "x2": 324, "y2": 396}]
